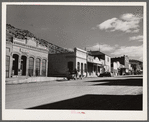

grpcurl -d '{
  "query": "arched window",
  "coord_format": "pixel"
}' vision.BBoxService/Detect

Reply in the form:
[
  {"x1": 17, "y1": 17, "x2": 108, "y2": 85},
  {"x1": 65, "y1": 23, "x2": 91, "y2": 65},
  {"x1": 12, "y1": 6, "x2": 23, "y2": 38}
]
[
  {"x1": 77, "y1": 62, "x2": 80, "y2": 72},
  {"x1": 12, "y1": 54, "x2": 19, "y2": 75},
  {"x1": 28, "y1": 57, "x2": 34, "y2": 76},
  {"x1": 42, "y1": 59, "x2": 46, "y2": 76},
  {"x1": 36, "y1": 58, "x2": 40, "y2": 76},
  {"x1": 81, "y1": 63, "x2": 83, "y2": 74}
]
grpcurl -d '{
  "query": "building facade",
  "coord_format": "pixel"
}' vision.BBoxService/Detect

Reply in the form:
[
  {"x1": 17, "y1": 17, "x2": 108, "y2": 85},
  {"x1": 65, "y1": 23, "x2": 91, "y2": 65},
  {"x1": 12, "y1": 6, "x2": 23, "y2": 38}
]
[
  {"x1": 48, "y1": 48, "x2": 109, "y2": 77},
  {"x1": 6, "y1": 34, "x2": 49, "y2": 78},
  {"x1": 48, "y1": 48, "x2": 87, "y2": 77},
  {"x1": 89, "y1": 51, "x2": 111, "y2": 73},
  {"x1": 111, "y1": 55, "x2": 130, "y2": 75}
]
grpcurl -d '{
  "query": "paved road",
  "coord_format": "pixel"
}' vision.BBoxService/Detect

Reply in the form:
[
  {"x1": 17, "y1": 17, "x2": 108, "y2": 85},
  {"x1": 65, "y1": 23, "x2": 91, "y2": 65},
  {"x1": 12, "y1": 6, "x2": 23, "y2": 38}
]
[{"x1": 5, "y1": 76, "x2": 143, "y2": 110}]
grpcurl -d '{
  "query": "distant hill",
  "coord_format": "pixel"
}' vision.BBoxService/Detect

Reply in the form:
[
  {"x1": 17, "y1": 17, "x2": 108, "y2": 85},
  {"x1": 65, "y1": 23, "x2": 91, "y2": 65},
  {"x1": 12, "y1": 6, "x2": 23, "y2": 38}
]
[
  {"x1": 129, "y1": 59, "x2": 143, "y2": 64},
  {"x1": 6, "y1": 24, "x2": 35, "y2": 39},
  {"x1": 6, "y1": 24, "x2": 72, "y2": 53}
]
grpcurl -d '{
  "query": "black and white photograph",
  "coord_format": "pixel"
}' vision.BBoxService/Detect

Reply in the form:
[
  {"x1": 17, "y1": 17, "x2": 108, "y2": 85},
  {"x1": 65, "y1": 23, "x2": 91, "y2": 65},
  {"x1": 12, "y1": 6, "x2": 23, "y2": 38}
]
[{"x1": 2, "y1": 2, "x2": 147, "y2": 120}]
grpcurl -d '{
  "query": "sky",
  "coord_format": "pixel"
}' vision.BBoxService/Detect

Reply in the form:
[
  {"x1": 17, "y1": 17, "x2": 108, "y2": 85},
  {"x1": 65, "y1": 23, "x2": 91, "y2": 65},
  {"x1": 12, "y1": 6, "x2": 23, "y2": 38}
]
[{"x1": 6, "y1": 4, "x2": 144, "y2": 61}]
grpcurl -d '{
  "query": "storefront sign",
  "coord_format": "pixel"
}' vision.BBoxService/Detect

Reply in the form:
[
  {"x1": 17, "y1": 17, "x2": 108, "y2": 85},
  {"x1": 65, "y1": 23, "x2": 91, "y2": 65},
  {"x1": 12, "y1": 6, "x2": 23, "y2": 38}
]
[
  {"x1": 87, "y1": 56, "x2": 102, "y2": 64},
  {"x1": 20, "y1": 48, "x2": 29, "y2": 53},
  {"x1": 87, "y1": 56, "x2": 94, "y2": 62}
]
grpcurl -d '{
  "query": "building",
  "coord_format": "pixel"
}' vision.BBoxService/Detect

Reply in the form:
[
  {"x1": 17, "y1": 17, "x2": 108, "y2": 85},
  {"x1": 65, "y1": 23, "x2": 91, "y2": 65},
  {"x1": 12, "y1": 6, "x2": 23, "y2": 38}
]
[
  {"x1": 6, "y1": 24, "x2": 112, "y2": 78},
  {"x1": 6, "y1": 27, "x2": 49, "y2": 78},
  {"x1": 86, "y1": 54, "x2": 104, "y2": 77},
  {"x1": 89, "y1": 51, "x2": 111, "y2": 73},
  {"x1": 111, "y1": 55, "x2": 130, "y2": 75},
  {"x1": 48, "y1": 48, "x2": 109, "y2": 77},
  {"x1": 129, "y1": 59, "x2": 143, "y2": 74},
  {"x1": 111, "y1": 61, "x2": 120, "y2": 76},
  {"x1": 48, "y1": 48, "x2": 87, "y2": 77}
]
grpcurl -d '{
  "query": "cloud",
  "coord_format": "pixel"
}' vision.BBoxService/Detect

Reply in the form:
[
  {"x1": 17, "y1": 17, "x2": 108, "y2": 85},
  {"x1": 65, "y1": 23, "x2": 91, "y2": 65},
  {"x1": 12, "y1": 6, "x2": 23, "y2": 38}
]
[
  {"x1": 86, "y1": 43, "x2": 116, "y2": 52},
  {"x1": 86, "y1": 43, "x2": 143, "y2": 61},
  {"x1": 129, "y1": 35, "x2": 143, "y2": 42},
  {"x1": 111, "y1": 45, "x2": 143, "y2": 61},
  {"x1": 97, "y1": 13, "x2": 142, "y2": 33}
]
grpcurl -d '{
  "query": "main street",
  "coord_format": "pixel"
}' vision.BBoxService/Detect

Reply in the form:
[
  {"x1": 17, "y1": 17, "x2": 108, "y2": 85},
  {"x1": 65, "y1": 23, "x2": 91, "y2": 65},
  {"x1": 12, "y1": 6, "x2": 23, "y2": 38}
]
[{"x1": 5, "y1": 75, "x2": 143, "y2": 110}]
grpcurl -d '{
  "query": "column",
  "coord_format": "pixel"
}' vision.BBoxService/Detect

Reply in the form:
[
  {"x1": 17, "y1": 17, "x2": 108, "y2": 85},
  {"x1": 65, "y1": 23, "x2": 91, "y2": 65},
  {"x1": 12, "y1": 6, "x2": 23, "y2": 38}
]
[
  {"x1": 33, "y1": 58, "x2": 36, "y2": 76},
  {"x1": 26, "y1": 57, "x2": 29, "y2": 76},
  {"x1": 46, "y1": 60, "x2": 48, "y2": 77},
  {"x1": 9, "y1": 54, "x2": 13, "y2": 77},
  {"x1": 40, "y1": 58, "x2": 42, "y2": 76},
  {"x1": 18, "y1": 55, "x2": 22, "y2": 76}
]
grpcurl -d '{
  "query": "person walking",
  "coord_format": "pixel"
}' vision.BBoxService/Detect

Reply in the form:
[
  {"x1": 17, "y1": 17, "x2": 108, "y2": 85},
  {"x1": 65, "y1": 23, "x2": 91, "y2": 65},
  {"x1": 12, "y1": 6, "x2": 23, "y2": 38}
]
[{"x1": 74, "y1": 68, "x2": 78, "y2": 80}]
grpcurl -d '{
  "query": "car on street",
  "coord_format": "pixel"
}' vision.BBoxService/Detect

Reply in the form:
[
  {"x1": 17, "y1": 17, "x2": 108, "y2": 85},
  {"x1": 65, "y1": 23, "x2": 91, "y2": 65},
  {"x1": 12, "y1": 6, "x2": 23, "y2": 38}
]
[{"x1": 99, "y1": 72, "x2": 112, "y2": 77}]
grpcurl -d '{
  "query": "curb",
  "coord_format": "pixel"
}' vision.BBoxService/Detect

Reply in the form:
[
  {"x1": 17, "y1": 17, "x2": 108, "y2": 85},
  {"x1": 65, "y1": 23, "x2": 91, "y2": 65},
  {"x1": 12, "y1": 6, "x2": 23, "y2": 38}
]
[{"x1": 6, "y1": 77, "x2": 65, "y2": 85}]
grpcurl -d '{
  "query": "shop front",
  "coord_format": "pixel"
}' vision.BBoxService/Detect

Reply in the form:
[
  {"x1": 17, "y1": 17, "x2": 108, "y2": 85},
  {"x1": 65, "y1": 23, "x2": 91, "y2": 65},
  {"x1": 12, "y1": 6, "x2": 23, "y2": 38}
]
[{"x1": 87, "y1": 55, "x2": 104, "y2": 77}]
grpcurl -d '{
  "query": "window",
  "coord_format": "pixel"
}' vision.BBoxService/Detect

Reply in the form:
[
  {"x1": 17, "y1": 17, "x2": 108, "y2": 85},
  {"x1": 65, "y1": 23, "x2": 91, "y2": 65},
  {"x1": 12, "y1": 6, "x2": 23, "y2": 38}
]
[
  {"x1": 28, "y1": 57, "x2": 34, "y2": 76},
  {"x1": 42, "y1": 59, "x2": 46, "y2": 76},
  {"x1": 6, "y1": 56, "x2": 10, "y2": 78},
  {"x1": 81, "y1": 63, "x2": 83, "y2": 74},
  {"x1": 36, "y1": 58, "x2": 40, "y2": 76}
]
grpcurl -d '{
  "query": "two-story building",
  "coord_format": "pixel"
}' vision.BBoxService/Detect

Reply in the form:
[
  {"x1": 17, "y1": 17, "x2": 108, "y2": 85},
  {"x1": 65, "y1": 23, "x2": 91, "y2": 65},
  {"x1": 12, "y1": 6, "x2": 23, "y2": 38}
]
[
  {"x1": 6, "y1": 24, "x2": 49, "y2": 78},
  {"x1": 111, "y1": 55, "x2": 130, "y2": 75},
  {"x1": 88, "y1": 51, "x2": 111, "y2": 73}
]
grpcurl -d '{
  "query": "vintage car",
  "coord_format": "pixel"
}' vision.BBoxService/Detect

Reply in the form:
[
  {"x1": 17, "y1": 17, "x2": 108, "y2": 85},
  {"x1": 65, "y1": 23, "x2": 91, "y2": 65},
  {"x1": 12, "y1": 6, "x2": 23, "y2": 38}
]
[{"x1": 99, "y1": 72, "x2": 112, "y2": 77}]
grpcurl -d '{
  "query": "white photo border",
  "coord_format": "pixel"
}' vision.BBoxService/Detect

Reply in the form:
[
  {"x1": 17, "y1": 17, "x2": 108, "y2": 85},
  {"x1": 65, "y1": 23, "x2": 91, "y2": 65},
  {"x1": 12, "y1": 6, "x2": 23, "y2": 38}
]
[{"x1": 2, "y1": 2, "x2": 147, "y2": 120}]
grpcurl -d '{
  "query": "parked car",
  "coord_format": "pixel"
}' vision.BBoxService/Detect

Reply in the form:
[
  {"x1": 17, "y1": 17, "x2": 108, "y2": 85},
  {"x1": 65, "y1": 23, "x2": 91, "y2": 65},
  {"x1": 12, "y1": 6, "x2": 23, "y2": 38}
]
[
  {"x1": 99, "y1": 72, "x2": 112, "y2": 77},
  {"x1": 66, "y1": 70, "x2": 77, "y2": 80}
]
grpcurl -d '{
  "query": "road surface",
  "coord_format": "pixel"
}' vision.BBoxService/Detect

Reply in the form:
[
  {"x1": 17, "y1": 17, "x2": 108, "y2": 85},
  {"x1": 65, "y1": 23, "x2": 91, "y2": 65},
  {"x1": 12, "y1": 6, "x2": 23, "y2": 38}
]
[{"x1": 5, "y1": 75, "x2": 143, "y2": 110}]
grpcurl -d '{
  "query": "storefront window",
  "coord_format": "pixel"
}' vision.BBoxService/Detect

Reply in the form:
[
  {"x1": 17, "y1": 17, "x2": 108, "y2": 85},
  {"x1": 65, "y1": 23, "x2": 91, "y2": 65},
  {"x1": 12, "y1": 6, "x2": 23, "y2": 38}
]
[
  {"x1": 28, "y1": 57, "x2": 34, "y2": 76},
  {"x1": 42, "y1": 59, "x2": 46, "y2": 76},
  {"x1": 36, "y1": 58, "x2": 40, "y2": 76}
]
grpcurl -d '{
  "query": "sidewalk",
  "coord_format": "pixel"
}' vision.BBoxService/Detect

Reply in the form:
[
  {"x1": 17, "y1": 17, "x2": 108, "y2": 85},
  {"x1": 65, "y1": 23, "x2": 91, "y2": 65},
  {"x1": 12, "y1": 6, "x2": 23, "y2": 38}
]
[{"x1": 6, "y1": 76, "x2": 65, "y2": 85}]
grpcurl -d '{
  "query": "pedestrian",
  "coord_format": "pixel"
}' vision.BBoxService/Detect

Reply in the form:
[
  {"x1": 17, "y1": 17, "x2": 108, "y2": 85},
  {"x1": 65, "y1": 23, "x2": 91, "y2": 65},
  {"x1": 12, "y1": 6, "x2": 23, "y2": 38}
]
[{"x1": 74, "y1": 68, "x2": 78, "y2": 80}]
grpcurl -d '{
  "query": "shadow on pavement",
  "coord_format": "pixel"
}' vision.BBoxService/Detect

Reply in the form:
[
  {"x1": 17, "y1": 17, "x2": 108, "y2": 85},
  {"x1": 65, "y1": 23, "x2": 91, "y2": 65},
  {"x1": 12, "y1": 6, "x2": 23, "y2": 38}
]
[
  {"x1": 89, "y1": 78, "x2": 142, "y2": 86},
  {"x1": 28, "y1": 94, "x2": 142, "y2": 110}
]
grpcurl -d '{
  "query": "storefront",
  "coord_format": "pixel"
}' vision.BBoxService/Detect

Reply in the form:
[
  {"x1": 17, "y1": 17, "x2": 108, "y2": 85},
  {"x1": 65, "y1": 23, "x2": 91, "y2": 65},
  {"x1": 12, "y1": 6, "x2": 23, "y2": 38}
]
[
  {"x1": 6, "y1": 36, "x2": 48, "y2": 78},
  {"x1": 87, "y1": 55, "x2": 104, "y2": 77}
]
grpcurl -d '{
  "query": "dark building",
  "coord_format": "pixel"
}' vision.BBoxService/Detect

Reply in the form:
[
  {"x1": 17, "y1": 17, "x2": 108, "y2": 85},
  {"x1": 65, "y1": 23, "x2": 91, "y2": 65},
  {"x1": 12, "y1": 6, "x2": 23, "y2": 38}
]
[
  {"x1": 129, "y1": 59, "x2": 143, "y2": 74},
  {"x1": 111, "y1": 55, "x2": 130, "y2": 75},
  {"x1": 111, "y1": 55, "x2": 129, "y2": 69}
]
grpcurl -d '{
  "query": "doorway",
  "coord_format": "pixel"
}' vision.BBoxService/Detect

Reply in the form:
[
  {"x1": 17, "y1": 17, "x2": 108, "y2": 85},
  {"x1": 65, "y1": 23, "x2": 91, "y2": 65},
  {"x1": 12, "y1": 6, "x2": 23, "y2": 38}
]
[
  {"x1": 21, "y1": 55, "x2": 27, "y2": 75},
  {"x1": 12, "y1": 54, "x2": 19, "y2": 75}
]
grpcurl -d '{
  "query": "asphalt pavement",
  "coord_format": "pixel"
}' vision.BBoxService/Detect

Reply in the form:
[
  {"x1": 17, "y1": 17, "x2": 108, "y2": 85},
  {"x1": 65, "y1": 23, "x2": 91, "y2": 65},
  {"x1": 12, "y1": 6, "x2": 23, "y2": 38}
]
[{"x1": 5, "y1": 75, "x2": 143, "y2": 110}]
